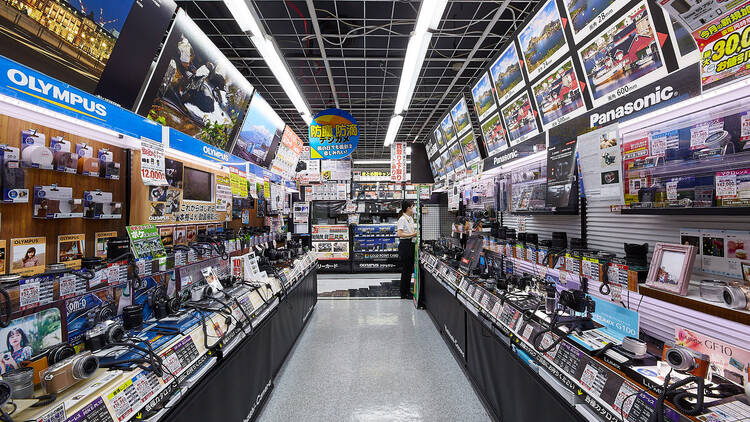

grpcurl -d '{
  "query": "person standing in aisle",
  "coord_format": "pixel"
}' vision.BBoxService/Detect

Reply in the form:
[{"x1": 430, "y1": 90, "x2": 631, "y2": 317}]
[{"x1": 397, "y1": 200, "x2": 417, "y2": 299}]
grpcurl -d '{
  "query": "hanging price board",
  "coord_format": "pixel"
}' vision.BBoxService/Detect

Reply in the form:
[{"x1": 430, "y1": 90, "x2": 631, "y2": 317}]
[{"x1": 140, "y1": 139, "x2": 168, "y2": 186}]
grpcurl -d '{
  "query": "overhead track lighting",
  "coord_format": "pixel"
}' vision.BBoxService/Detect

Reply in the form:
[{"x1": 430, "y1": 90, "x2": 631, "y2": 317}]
[
  {"x1": 384, "y1": 115, "x2": 403, "y2": 147},
  {"x1": 386, "y1": 0, "x2": 448, "y2": 145},
  {"x1": 224, "y1": 0, "x2": 313, "y2": 125}
]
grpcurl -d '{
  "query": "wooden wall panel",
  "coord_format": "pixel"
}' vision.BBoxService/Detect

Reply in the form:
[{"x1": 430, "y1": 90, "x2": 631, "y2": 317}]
[{"x1": 0, "y1": 114, "x2": 127, "y2": 273}]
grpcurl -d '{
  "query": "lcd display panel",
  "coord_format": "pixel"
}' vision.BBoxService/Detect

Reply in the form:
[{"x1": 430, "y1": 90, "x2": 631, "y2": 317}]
[
  {"x1": 231, "y1": 92, "x2": 286, "y2": 168},
  {"x1": 183, "y1": 166, "x2": 213, "y2": 202}
]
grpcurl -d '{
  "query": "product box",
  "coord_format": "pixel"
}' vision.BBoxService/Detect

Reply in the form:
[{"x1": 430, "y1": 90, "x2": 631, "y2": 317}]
[
  {"x1": 33, "y1": 186, "x2": 83, "y2": 218},
  {"x1": 20, "y1": 130, "x2": 53, "y2": 169},
  {"x1": 83, "y1": 190, "x2": 122, "y2": 219},
  {"x1": 701, "y1": 229, "x2": 728, "y2": 276},
  {"x1": 0, "y1": 145, "x2": 28, "y2": 203},
  {"x1": 726, "y1": 230, "x2": 750, "y2": 280},
  {"x1": 680, "y1": 228, "x2": 703, "y2": 271},
  {"x1": 49, "y1": 136, "x2": 78, "y2": 173},
  {"x1": 98, "y1": 149, "x2": 120, "y2": 180},
  {"x1": 76, "y1": 143, "x2": 99, "y2": 176}
]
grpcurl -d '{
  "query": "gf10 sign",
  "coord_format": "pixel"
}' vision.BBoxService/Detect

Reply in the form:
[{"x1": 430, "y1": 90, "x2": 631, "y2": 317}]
[{"x1": 309, "y1": 108, "x2": 359, "y2": 159}]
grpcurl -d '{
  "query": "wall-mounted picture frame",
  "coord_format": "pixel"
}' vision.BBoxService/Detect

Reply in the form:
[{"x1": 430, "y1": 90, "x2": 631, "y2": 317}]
[{"x1": 646, "y1": 242, "x2": 697, "y2": 295}]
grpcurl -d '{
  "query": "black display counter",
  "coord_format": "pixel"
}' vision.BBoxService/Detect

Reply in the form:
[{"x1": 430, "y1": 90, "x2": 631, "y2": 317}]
[
  {"x1": 163, "y1": 269, "x2": 317, "y2": 422},
  {"x1": 421, "y1": 267, "x2": 585, "y2": 422}
]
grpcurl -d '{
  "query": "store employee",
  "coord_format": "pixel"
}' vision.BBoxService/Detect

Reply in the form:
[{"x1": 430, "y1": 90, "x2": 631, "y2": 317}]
[{"x1": 397, "y1": 200, "x2": 417, "y2": 299}]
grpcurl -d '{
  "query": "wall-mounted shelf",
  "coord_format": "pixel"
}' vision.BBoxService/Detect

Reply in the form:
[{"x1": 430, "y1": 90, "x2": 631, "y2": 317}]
[
  {"x1": 621, "y1": 207, "x2": 750, "y2": 215},
  {"x1": 638, "y1": 285, "x2": 750, "y2": 326}
]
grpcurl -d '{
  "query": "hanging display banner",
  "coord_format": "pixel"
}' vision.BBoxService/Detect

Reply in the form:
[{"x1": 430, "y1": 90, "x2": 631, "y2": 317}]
[
  {"x1": 140, "y1": 139, "x2": 168, "y2": 186},
  {"x1": 577, "y1": 124, "x2": 624, "y2": 204},
  {"x1": 0, "y1": 54, "x2": 161, "y2": 141},
  {"x1": 685, "y1": 0, "x2": 750, "y2": 90},
  {"x1": 309, "y1": 108, "x2": 359, "y2": 159},
  {"x1": 391, "y1": 142, "x2": 407, "y2": 182},
  {"x1": 167, "y1": 128, "x2": 247, "y2": 165}
]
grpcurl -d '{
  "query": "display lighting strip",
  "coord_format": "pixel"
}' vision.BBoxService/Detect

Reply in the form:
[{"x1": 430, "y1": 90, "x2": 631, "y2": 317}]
[
  {"x1": 224, "y1": 0, "x2": 313, "y2": 125},
  {"x1": 384, "y1": 0, "x2": 448, "y2": 146}
]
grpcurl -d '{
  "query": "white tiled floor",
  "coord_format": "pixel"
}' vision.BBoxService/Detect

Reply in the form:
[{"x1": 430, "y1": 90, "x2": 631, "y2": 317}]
[{"x1": 317, "y1": 273, "x2": 401, "y2": 294}]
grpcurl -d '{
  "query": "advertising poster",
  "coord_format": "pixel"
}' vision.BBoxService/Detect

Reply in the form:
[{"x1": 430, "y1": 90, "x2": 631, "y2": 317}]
[
  {"x1": 159, "y1": 227, "x2": 174, "y2": 248},
  {"x1": 480, "y1": 113, "x2": 510, "y2": 156},
  {"x1": 307, "y1": 108, "x2": 360, "y2": 160},
  {"x1": 174, "y1": 227, "x2": 187, "y2": 246},
  {"x1": 297, "y1": 146, "x2": 321, "y2": 184},
  {"x1": 518, "y1": 0, "x2": 569, "y2": 81},
  {"x1": 562, "y1": 0, "x2": 628, "y2": 44},
  {"x1": 391, "y1": 142, "x2": 407, "y2": 182},
  {"x1": 216, "y1": 175, "x2": 232, "y2": 212},
  {"x1": 578, "y1": 1, "x2": 668, "y2": 108},
  {"x1": 490, "y1": 43, "x2": 525, "y2": 106},
  {"x1": 57, "y1": 234, "x2": 85, "y2": 269},
  {"x1": 434, "y1": 127, "x2": 447, "y2": 151},
  {"x1": 0, "y1": 307, "x2": 62, "y2": 375},
  {"x1": 501, "y1": 91, "x2": 540, "y2": 146},
  {"x1": 578, "y1": 125, "x2": 624, "y2": 203},
  {"x1": 126, "y1": 224, "x2": 166, "y2": 260},
  {"x1": 659, "y1": 0, "x2": 746, "y2": 32},
  {"x1": 622, "y1": 137, "x2": 652, "y2": 204},
  {"x1": 532, "y1": 58, "x2": 587, "y2": 130},
  {"x1": 690, "y1": 0, "x2": 750, "y2": 90},
  {"x1": 459, "y1": 132, "x2": 481, "y2": 165},
  {"x1": 675, "y1": 327, "x2": 750, "y2": 384},
  {"x1": 441, "y1": 150, "x2": 455, "y2": 174},
  {"x1": 440, "y1": 114, "x2": 457, "y2": 145},
  {"x1": 546, "y1": 139, "x2": 578, "y2": 209},
  {"x1": 270, "y1": 126, "x2": 304, "y2": 179},
  {"x1": 448, "y1": 142, "x2": 466, "y2": 172},
  {"x1": 139, "y1": 10, "x2": 254, "y2": 151},
  {"x1": 232, "y1": 92, "x2": 285, "y2": 166},
  {"x1": 471, "y1": 72, "x2": 498, "y2": 121},
  {"x1": 10, "y1": 237, "x2": 46, "y2": 276},
  {"x1": 450, "y1": 97, "x2": 472, "y2": 137},
  {"x1": 95, "y1": 231, "x2": 118, "y2": 259},
  {"x1": 140, "y1": 139, "x2": 168, "y2": 186}
]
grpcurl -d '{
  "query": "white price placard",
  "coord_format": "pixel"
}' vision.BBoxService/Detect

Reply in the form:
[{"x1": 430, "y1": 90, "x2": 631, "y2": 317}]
[{"x1": 140, "y1": 138, "x2": 168, "y2": 186}]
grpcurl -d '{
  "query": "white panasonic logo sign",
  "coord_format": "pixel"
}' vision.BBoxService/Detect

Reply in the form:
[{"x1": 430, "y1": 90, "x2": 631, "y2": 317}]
[
  {"x1": 493, "y1": 150, "x2": 519, "y2": 165},
  {"x1": 7, "y1": 69, "x2": 108, "y2": 117},
  {"x1": 590, "y1": 85, "x2": 674, "y2": 127}
]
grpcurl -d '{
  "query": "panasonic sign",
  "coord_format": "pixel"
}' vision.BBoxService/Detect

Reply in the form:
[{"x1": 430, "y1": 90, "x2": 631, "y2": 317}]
[
  {"x1": 6, "y1": 68, "x2": 108, "y2": 117},
  {"x1": 589, "y1": 86, "x2": 675, "y2": 127}
]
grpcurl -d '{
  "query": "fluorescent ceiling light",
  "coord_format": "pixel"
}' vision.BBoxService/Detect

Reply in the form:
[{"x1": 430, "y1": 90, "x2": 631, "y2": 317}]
[
  {"x1": 394, "y1": 31, "x2": 431, "y2": 114},
  {"x1": 252, "y1": 35, "x2": 312, "y2": 125},
  {"x1": 406, "y1": 146, "x2": 412, "y2": 155},
  {"x1": 384, "y1": 115, "x2": 403, "y2": 146},
  {"x1": 224, "y1": 0, "x2": 264, "y2": 37}
]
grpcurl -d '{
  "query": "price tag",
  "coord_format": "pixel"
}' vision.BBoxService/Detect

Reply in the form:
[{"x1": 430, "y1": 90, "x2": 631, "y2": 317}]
[
  {"x1": 716, "y1": 171, "x2": 738, "y2": 198},
  {"x1": 19, "y1": 279, "x2": 40, "y2": 310},
  {"x1": 140, "y1": 138, "x2": 168, "y2": 186},
  {"x1": 59, "y1": 274, "x2": 76, "y2": 299},
  {"x1": 666, "y1": 181, "x2": 678, "y2": 200}
]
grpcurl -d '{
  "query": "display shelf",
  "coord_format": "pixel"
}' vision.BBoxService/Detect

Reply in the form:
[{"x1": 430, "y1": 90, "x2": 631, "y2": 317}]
[
  {"x1": 638, "y1": 285, "x2": 750, "y2": 326},
  {"x1": 621, "y1": 207, "x2": 750, "y2": 215},
  {"x1": 624, "y1": 151, "x2": 750, "y2": 179},
  {"x1": 510, "y1": 209, "x2": 578, "y2": 216}
]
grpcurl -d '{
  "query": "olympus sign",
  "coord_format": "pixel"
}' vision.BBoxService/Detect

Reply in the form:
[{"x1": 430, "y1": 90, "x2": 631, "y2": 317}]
[
  {"x1": 6, "y1": 69, "x2": 108, "y2": 117},
  {"x1": 590, "y1": 85, "x2": 675, "y2": 127},
  {"x1": 202, "y1": 145, "x2": 230, "y2": 161}
]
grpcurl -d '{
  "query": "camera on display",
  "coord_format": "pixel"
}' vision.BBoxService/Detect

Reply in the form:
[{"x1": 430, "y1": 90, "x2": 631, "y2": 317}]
[
  {"x1": 722, "y1": 283, "x2": 750, "y2": 310},
  {"x1": 41, "y1": 351, "x2": 99, "y2": 394},
  {"x1": 84, "y1": 320, "x2": 125, "y2": 352},
  {"x1": 23, "y1": 343, "x2": 76, "y2": 385},
  {"x1": 662, "y1": 345, "x2": 710, "y2": 378},
  {"x1": 558, "y1": 289, "x2": 595, "y2": 314}
]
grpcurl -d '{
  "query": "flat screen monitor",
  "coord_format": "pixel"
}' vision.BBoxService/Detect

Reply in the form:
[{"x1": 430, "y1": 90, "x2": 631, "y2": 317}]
[
  {"x1": 460, "y1": 235, "x2": 484, "y2": 274},
  {"x1": 183, "y1": 166, "x2": 213, "y2": 202},
  {"x1": 231, "y1": 92, "x2": 285, "y2": 168}
]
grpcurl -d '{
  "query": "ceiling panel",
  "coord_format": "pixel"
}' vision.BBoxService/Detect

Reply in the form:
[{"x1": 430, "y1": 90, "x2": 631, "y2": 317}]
[{"x1": 177, "y1": 0, "x2": 536, "y2": 159}]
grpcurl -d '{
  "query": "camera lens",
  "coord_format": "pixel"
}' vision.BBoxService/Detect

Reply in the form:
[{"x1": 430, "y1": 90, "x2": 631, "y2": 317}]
[
  {"x1": 73, "y1": 355, "x2": 99, "y2": 380},
  {"x1": 107, "y1": 324, "x2": 125, "y2": 344},
  {"x1": 667, "y1": 350, "x2": 684, "y2": 367},
  {"x1": 48, "y1": 343, "x2": 75, "y2": 365}
]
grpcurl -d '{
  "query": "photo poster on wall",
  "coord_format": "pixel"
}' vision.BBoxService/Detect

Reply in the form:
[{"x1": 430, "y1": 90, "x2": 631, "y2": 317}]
[
  {"x1": 578, "y1": 124, "x2": 624, "y2": 204},
  {"x1": 57, "y1": 234, "x2": 85, "y2": 269},
  {"x1": 136, "y1": 9, "x2": 254, "y2": 152},
  {"x1": 231, "y1": 92, "x2": 285, "y2": 168},
  {"x1": 448, "y1": 95, "x2": 482, "y2": 165},
  {"x1": 440, "y1": 114, "x2": 458, "y2": 146},
  {"x1": 10, "y1": 237, "x2": 46, "y2": 277},
  {"x1": 518, "y1": 0, "x2": 569, "y2": 81}
]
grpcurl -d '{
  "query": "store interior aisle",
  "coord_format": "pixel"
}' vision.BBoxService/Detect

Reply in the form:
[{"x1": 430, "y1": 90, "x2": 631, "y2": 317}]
[{"x1": 257, "y1": 298, "x2": 491, "y2": 422}]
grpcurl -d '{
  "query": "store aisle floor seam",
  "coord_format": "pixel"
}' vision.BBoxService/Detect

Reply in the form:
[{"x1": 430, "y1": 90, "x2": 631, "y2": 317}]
[{"x1": 257, "y1": 299, "x2": 491, "y2": 422}]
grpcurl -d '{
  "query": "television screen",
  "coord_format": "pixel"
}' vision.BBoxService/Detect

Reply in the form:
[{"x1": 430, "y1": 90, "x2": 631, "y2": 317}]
[
  {"x1": 231, "y1": 92, "x2": 285, "y2": 168},
  {"x1": 137, "y1": 10, "x2": 254, "y2": 151},
  {"x1": 183, "y1": 167, "x2": 213, "y2": 202}
]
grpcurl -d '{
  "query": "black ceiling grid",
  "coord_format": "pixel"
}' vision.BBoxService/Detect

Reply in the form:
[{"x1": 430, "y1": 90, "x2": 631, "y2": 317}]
[{"x1": 176, "y1": 0, "x2": 537, "y2": 160}]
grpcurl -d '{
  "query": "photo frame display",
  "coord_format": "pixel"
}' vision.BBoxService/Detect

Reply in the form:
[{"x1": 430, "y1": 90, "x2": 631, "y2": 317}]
[
  {"x1": 501, "y1": 90, "x2": 540, "y2": 146},
  {"x1": 471, "y1": 72, "x2": 497, "y2": 122},
  {"x1": 440, "y1": 114, "x2": 457, "y2": 145},
  {"x1": 646, "y1": 242, "x2": 697, "y2": 295},
  {"x1": 518, "y1": 0, "x2": 569, "y2": 81}
]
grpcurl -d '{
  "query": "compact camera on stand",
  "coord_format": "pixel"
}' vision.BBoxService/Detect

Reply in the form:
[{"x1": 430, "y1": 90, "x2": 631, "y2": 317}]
[{"x1": 662, "y1": 345, "x2": 710, "y2": 378}]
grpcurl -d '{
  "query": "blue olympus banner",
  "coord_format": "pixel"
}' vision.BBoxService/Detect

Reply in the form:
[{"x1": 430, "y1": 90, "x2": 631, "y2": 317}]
[
  {"x1": 0, "y1": 54, "x2": 161, "y2": 141},
  {"x1": 168, "y1": 128, "x2": 247, "y2": 165}
]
